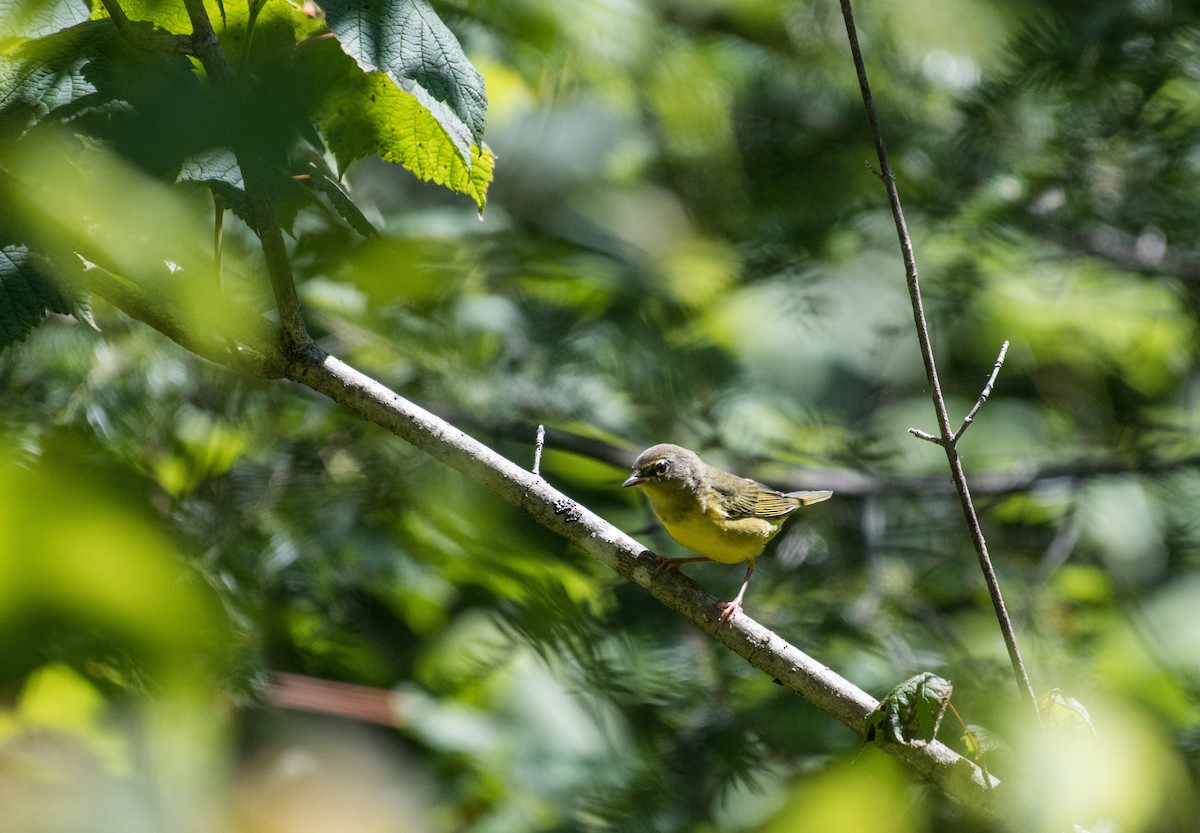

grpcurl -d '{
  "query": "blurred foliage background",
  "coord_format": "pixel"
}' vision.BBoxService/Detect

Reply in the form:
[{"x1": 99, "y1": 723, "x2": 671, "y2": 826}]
[{"x1": 2, "y1": 0, "x2": 1200, "y2": 831}]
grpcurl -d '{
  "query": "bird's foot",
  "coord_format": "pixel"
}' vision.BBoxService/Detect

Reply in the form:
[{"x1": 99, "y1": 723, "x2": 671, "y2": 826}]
[{"x1": 717, "y1": 599, "x2": 742, "y2": 624}]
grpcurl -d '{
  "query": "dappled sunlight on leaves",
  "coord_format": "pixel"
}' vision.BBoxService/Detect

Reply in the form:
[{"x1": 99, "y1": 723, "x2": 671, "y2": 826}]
[{"x1": 4, "y1": 0, "x2": 1200, "y2": 829}]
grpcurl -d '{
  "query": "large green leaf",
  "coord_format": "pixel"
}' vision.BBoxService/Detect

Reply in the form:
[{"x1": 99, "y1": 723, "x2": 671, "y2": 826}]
[
  {"x1": 302, "y1": 37, "x2": 493, "y2": 211},
  {"x1": 320, "y1": 0, "x2": 488, "y2": 161}
]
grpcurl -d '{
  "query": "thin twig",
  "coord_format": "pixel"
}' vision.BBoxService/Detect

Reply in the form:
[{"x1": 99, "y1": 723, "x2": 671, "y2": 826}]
[
  {"x1": 838, "y1": 0, "x2": 1037, "y2": 710},
  {"x1": 954, "y1": 340, "x2": 1009, "y2": 442},
  {"x1": 450, "y1": 414, "x2": 1200, "y2": 498},
  {"x1": 532, "y1": 424, "x2": 546, "y2": 476},
  {"x1": 908, "y1": 427, "x2": 941, "y2": 444}
]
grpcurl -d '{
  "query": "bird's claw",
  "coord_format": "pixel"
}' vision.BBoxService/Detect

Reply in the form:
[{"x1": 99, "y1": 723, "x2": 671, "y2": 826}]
[{"x1": 717, "y1": 600, "x2": 742, "y2": 624}]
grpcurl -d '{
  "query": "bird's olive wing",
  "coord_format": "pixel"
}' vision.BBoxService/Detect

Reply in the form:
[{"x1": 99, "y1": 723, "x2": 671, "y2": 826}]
[{"x1": 721, "y1": 479, "x2": 800, "y2": 519}]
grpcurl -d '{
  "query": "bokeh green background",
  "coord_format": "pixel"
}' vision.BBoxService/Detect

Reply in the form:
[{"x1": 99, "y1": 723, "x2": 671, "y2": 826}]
[{"x1": 2, "y1": 0, "x2": 1200, "y2": 830}]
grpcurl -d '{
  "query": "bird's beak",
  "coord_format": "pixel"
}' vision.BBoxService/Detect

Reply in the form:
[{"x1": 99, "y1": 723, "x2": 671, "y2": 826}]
[{"x1": 622, "y1": 473, "x2": 642, "y2": 488}]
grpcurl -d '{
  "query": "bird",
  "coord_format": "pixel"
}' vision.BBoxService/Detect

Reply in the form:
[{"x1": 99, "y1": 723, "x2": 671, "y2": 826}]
[{"x1": 623, "y1": 443, "x2": 832, "y2": 623}]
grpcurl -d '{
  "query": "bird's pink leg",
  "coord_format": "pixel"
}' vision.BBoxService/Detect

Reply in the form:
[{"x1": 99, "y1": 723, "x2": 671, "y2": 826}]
[{"x1": 717, "y1": 562, "x2": 755, "y2": 623}]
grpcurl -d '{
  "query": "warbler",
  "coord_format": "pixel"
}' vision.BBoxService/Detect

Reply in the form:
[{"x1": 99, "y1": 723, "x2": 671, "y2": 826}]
[{"x1": 623, "y1": 443, "x2": 832, "y2": 623}]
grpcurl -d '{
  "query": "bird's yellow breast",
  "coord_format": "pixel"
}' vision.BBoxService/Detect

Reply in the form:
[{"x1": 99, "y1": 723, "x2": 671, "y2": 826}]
[{"x1": 643, "y1": 486, "x2": 785, "y2": 564}]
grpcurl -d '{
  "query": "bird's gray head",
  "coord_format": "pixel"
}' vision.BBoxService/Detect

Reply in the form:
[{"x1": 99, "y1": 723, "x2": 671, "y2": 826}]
[{"x1": 622, "y1": 443, "x2": 704, "y2": 493}]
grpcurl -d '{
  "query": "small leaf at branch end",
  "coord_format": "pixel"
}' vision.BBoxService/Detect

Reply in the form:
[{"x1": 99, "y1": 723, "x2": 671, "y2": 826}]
[{"x1": 864, "y1": 672, "x2": 953, "y2": 747}]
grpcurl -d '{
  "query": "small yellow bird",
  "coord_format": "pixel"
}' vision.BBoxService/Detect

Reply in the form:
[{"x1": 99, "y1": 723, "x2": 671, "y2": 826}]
[{"x1": 623, "y1": 443, "x2": 832, "y2": 623}]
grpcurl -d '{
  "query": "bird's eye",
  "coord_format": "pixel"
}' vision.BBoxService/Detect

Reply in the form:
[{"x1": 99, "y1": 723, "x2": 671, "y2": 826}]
[{"x1": 653, "y1": 460, "x2": 670, "y2": 476}]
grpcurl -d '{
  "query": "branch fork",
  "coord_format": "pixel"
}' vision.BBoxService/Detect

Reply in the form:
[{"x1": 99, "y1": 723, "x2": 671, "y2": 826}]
[{"x1": 910, "y1": 340, "x2": 1010, "y2": 447}]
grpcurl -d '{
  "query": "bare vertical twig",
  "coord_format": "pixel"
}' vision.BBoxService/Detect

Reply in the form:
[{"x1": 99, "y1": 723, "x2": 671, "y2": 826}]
[
  {"x1": 838, "y1": 0, "x2": 1037, "y2": 709},
  {"x1": 532, "y1": 424, "x2": 546, "y2": 476}
]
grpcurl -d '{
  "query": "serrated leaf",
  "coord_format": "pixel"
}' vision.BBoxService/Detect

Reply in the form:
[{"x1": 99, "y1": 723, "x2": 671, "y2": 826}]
[
  {"x1": 0, "y1": 243, "x2": 75, "y2": 349},
  {"x1": 1, "y1": 20, "x2": 206, "y2": 179},
  {"x1": 303, "y1": 38, "x2": 492, "y2": 211},
  {"x1": 961, "y1": 723, "x2": 1006, "y2": 759},
  {"x1": 177, "y1": 146, "x2": 244, "y2": 189},
  {"x1": 320, "y1": 0, "x2": 487, "y2": 157},
  {"x1": 177, "y1": 146, "x2": 324, "y2": 237},
  {"x1": 0, "y1": 20, "x2": 113, "y2": 135}
]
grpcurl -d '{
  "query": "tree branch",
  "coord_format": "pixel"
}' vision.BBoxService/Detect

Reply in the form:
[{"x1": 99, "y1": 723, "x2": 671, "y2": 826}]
[
  {"x1": 1037, "y1": 219, "x2": 1200, "y2": 283},
  {"x1": 85, "y1": 265, "x2": 1004, "y2": 813},
  {"x1": 838, "y1": 0, "x2": 1038, "y2": 710},
  {"x1": 283, "y1": 342, "x2": 1003, "y2": 818},
  {"x1": 102, "y1": 1, "x2": 1004, "y2": 813}
]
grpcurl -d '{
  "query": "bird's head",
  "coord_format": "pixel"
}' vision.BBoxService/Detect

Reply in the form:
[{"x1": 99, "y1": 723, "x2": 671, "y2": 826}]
[{"x1": 622, "y1": 444, "x2": 704, "y2": 495}]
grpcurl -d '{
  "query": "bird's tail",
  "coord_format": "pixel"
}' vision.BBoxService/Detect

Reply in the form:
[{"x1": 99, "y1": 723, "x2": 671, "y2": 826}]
[{"x1": 786, "y1": 490, "x2": 833, "y2": 505}]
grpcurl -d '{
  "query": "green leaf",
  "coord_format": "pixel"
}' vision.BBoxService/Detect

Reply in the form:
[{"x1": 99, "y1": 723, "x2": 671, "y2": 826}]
[
  {"x1": 176, "y1": 147, "x2": 245, "y2": 213},
  {"x1": 961, "y1": 723, "x2": 1007, "y2": 760},
  {"x1": 864, "y1": 672, "x2": 954, "y2": 748},
  {"x1": 319, "y1": 0, "x2": 488, "y2": 157},
  {"x1": 0, "y1": 20, "x2": 112, "y2": 135},
  {"x1": 0, "y1": 0, "x2": 90, "y2": 41},
  {"x1": 0, "y1": 244, "x2": 75, "y2": 349},
  {"x1": 303, "y1": 38, "x2": 493, "y2": 211},
  {"x1": 1, "y1": 20, "x2": 211, "y2": 179}
]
